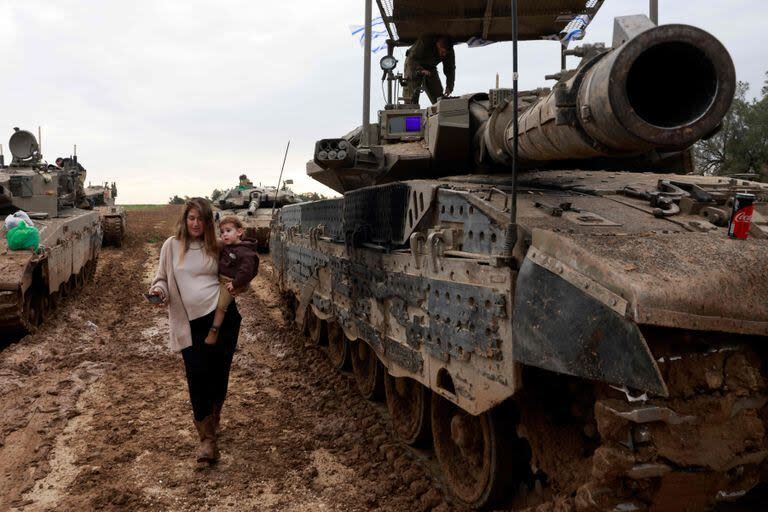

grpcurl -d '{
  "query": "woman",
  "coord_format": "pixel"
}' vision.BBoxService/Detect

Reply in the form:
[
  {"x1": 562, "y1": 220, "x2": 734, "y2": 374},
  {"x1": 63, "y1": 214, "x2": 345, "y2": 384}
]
[{"x1": 149, "y1": 197, "x2": 242, "y2": 463}]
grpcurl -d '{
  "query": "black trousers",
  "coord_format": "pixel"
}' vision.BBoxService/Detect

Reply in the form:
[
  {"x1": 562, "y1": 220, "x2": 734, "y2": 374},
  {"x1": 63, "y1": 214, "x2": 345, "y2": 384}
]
[
  {"x1": 182, "y1": 302, "x2": 241, "y2": 422},
  {"x1": 403, "y1": 63, "x2": 443, "y2": 105}
]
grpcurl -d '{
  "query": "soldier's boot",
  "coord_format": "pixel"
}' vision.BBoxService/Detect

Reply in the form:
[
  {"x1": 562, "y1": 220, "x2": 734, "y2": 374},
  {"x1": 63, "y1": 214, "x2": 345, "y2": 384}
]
[
  {"x1": 212, "y1": 401, "x2": 224, "y2": 433},
  {"x1": 193, "y1": 415, "x2": 219, "y2": 463}
]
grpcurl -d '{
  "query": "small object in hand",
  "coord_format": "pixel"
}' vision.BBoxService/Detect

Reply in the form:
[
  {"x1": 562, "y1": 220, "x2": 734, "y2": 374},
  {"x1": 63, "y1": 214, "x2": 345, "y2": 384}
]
[{"x1": 144, "y1": 293, "x2": 163, "y2": 304}]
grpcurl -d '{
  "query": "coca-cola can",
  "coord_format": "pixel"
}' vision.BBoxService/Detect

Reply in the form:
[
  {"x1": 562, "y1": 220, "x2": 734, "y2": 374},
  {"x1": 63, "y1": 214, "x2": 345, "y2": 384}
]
[{"x1": 727, "y1": 193, "x2": 755, "y2": 240}]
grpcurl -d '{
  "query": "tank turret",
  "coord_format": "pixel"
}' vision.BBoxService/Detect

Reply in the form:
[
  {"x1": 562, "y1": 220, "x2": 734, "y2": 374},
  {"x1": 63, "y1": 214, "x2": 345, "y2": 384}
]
[
  {"x1": 309, "y1": 15, "x2": 736, "y2": 193},
  {"x1": 218, "y1": 183, "x2": 300, "y2": 211},
  {"x1": 215, "y1": 177, "x2": 300, "y2": 251}
]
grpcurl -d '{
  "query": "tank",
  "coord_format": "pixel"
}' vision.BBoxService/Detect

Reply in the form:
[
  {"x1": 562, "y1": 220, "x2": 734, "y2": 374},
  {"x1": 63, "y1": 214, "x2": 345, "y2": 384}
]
[
  {"x1": 215, "y1": 174, "x2": 300, "y2": 251},
  {"x1": 271, "y1": 7, "x2": 768, "y2": 511},
  {"x1": 85, "y1": 181, "x2": 126, "y2": 247},
  {"x1": 0, "y1": 128, "x2": 101, "y2": 340}
]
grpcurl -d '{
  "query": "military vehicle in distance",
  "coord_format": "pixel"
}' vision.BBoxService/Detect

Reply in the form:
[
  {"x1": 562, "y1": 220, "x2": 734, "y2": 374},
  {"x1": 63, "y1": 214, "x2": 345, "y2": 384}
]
[
  {"x1": 85, "y1": 181, "x2": 126, "y2": 247},
  {"x1": 0, "y1": 128, "x2": 101, "y2": 340},
  {"x1": 216, "y1": 174, "x2": 300, "y2": 251},
  {"x1": 271, "y1": 1, "x2": 768, "y2": 510}
]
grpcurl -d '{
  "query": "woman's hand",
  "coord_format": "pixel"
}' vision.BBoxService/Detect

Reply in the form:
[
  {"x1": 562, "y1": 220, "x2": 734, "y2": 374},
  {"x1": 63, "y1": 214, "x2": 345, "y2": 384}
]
[{"x1": 149, "y1": 288, "x2": 167, "y2": 305}]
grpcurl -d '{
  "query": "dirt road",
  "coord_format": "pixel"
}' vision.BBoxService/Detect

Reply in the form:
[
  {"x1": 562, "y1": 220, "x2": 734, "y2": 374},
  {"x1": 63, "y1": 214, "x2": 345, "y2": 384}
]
[{"x1": 0, "y1": 206, "x2": 453, "y2": 511}]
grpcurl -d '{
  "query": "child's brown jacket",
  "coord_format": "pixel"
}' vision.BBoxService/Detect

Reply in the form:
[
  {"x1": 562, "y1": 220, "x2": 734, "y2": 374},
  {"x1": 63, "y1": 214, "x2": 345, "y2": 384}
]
[{"x1": 218, "y1": 241, "x2": 259, "y2": 289}]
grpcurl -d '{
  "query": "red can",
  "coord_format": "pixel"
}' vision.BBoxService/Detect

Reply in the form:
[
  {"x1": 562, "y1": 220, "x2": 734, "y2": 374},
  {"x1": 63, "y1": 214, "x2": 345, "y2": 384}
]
[{"x1": 727, "y1": 193, "x2": 755, "y2": 239}]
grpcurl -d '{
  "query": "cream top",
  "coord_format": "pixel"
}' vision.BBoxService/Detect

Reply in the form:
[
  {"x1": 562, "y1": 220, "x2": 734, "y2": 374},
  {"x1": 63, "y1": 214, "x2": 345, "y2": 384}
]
[{"x1": 172, "y1": 240, "x2": 220, "y2": 320}]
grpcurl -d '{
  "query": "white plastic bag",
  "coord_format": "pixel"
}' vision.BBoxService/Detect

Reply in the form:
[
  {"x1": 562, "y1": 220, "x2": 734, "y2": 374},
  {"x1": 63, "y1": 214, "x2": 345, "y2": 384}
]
[{"x1": 4, "y1": 211, "x2": 33, "y2": 231}]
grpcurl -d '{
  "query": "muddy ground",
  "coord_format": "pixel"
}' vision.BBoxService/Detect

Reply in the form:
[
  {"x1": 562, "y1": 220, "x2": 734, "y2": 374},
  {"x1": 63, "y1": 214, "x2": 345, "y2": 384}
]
[
  {"x1": 0, "y1": 206, "x2": 454, "y2": 512},
  {"x1": 2, "y1": 206, "x2": 766, "y2": 512}
]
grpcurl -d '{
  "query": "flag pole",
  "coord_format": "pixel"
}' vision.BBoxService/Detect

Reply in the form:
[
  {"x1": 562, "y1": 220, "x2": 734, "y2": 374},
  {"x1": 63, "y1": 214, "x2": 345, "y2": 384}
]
[
  {"x1": 271, "y1": 140, "x2": 291, "y2": 219},
  {"x1": 362, "y1": 0, "x2": 373, "y2": 146}
]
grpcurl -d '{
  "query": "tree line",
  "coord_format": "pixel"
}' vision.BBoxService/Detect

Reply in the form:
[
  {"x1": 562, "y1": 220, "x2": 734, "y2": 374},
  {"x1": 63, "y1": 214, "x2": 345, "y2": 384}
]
[{"x1": 695, "y1": 72, "x2": 768, "y2": 178}]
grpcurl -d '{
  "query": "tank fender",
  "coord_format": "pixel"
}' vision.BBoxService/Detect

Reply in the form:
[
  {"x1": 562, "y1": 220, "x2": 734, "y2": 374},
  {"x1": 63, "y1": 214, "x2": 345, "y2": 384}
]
[{"x1": 512, "y1": 254, "x2": 668, "y2": 397}]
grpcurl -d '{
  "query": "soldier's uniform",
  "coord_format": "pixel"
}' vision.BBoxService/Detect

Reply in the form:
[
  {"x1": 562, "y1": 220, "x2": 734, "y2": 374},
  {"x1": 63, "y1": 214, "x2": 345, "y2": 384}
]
[{"x1": 402, "y1": 35, "x2": 456, "y2": 106}]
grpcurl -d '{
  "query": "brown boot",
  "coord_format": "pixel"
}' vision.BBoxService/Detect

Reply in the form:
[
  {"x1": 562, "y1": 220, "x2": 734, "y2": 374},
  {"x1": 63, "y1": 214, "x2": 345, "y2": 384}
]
[
  {"x1": 193, "y1": 415, "x2": 218, "y2": 463},
  {"x1": 212, "y1": 401, "x2": 224, "y2": 433}
]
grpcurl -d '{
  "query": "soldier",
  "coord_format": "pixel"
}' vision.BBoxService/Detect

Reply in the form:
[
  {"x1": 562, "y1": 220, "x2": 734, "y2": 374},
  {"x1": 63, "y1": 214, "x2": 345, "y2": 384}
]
[
  {"x1": 239, "y1": 174, "x2": 253, "y2": 188},
  {"x1": 402, "y1": 35, "x2": 455, "y2": 106}
]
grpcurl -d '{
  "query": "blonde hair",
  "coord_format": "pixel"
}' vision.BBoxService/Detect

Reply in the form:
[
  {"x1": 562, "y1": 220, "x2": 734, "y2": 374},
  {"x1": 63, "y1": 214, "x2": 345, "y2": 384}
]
[{"x1": 175, "y1": 197, "x2": 219, "y2": 262}]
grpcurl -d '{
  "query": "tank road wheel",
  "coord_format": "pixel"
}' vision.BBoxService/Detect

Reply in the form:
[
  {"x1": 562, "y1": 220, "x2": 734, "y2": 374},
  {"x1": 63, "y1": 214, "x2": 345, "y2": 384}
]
[
  {"x1": 384, "y1": 375, "x2": 431, "y2": 446},
  {"x1": 23, "y1": 289, "x2": 43, "y2": 328},
  {"x1": 350, "y1": 340, "x2": 385, "y2": 401},
  {"x1": 39, "y1": 293, "x2": 51, "y2": 324},
  {"x1": 60, "y1": 279, "x2": 71, "y2": 299},
  {"x1": 84, "y1": 259, "x2": 97, "y2": 284},
  {"x1": 431, "y1": 394, "x2": 526, "y2": 508},
  {"x1": 75, "y1": 269, "x2": 85, "y2": 290},
  {"x1": 306, "y1": 309, "x2": 327, "y2": 345},
  {"x1": 326, "y1": 321, "x2": 351, "y2": 370},
  {"x1": 282, "y1": 292, "x2": 297, "y2": 323},
  {"x1": 49, "y1": 290, "x2": 60, "y2": 312},
  {"x1": 65, "y1": 275, "x2": 77, "y2": 296}
]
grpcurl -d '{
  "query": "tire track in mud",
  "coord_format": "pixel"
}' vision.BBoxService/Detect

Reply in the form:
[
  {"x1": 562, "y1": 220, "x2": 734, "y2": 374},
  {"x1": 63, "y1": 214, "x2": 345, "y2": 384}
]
[
  {"x1": 0, "y1": 206, "x2": 457, "y2": 512},
  {"x1": 0, "y1": 209, "x2": 166, "y2": 510},
  {"x1": 229, "y1": 260, "x2": 457, "y2": 512}
]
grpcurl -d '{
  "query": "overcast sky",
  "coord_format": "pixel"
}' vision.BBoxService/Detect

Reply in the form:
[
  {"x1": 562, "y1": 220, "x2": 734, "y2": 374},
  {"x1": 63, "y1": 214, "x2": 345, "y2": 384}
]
[{"x1": 2, "y1": 0, "x2": 766, "y2": 204}]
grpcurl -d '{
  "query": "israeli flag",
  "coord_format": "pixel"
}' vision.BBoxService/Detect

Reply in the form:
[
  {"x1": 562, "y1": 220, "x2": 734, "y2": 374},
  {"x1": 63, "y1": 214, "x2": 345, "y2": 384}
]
[
  {"x1": 466, "y1": 36, "x2": 496, "y2": 48},
  {"x1": 560, "y1": 14, "x2": 591, "y2": 47},
  {"x1": 350, "y1": 17, "x2": 389, "y2": 53}
]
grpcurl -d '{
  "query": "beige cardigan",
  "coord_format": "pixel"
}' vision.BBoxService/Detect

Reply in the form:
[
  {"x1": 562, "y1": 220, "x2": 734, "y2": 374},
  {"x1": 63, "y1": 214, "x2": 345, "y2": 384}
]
[{"x1": 150, "y1": 237, "x2": 194, "y2": 352}]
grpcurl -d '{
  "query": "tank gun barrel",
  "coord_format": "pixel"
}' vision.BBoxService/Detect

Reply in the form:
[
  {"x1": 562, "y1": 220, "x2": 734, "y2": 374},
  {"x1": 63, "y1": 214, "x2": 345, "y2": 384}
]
[
  {"x1": 483, "y1": 15, "x2": 736, "y2": 165},
  {"x1": 306, "y1": 15, "x2": 738, "y2": 194}
]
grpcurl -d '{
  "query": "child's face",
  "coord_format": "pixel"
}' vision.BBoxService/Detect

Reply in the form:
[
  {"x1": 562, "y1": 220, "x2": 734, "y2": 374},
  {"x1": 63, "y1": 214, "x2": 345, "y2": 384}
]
[{"x1": 220, "y1": 223, "x2": 243, "y2": 245}]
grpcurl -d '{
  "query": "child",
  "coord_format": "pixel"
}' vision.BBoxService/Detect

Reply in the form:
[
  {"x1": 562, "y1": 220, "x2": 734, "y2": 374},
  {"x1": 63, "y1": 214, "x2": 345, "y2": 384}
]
[{"x1": 205, "y1": 216, "x2": 259, "y2": 344}]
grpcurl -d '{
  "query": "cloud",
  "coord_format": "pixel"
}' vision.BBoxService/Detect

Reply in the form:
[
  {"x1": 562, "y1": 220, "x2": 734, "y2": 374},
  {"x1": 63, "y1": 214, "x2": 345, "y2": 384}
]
[{"x1": 1, "y1": 0, "x2": 765, "y2": 203}]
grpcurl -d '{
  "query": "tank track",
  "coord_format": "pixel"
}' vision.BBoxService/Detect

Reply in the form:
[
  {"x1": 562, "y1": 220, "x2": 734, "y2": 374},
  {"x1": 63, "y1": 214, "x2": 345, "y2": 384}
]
[
  {"x1": 505, "y1": 342, "x2": 768, "y2": 511},
  {"x1": 296, "y1": 297, "x2": 768, "y2": 510},
  {"x1": 0, "y1": 288, "x2": 26, "y2": 337},
  {"x1": 0, "y1": 257, "x2": 99, "y2": 342},
  {"x1": 102, "y1": 216, "x2": 124, "y2": 247}
]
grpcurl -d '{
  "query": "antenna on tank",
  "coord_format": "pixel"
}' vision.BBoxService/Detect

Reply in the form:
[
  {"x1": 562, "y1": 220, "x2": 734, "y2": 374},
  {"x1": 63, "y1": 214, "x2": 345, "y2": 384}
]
[
  {"x1": 0, "y1": 144, "x2": 4, "y2": 168},
  {"x1": 495, "y1": 72, "x2": 499, "y2": 88},
  {"x1": 504, "y1": 0, "x2": 520, "y2": 262},
  {"x1": 361, "y1": 0, "x2": 373, "y2": 147},
  {"x1": 271, "y1": 140, "x2": 291, "y2": 220},
  {"x1": 73, "y1": 144, "x2": 78, "y2": 165},
  {"x1": 38, "y1": 126, "x2": 42, "y2": 157}
]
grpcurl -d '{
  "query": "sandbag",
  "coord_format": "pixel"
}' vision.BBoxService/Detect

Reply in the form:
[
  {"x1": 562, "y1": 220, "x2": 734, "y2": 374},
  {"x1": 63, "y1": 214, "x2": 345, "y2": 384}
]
[{"x1": 6, "y1": 221, "x2": 40, "y2": 251}]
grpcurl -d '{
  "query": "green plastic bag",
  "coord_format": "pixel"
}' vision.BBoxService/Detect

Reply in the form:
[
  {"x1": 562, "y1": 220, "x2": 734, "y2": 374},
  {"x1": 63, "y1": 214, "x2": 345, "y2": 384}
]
[{"x1": 6, "y1": 221, "x2": 40, "y2": 251}]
